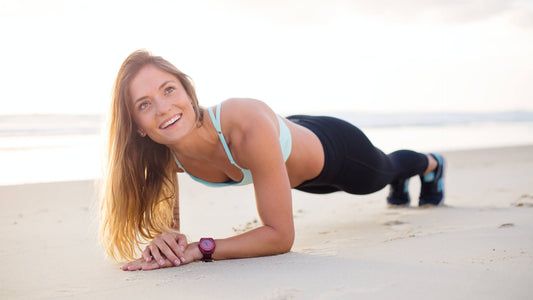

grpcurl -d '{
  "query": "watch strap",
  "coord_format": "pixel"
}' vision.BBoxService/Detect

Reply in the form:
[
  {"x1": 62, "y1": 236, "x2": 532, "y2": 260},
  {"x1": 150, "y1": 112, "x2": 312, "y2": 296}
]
[{"x1": 198, "y1": 238, "x2": 215, "y2": 262}]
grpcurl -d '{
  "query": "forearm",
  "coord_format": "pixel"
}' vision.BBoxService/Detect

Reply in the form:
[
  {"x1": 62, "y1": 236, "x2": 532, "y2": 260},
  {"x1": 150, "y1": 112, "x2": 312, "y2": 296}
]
[
  {"x1": 172, "y1": 204, "x2": 180, "y2": 231},
  {"x1": 188, "y1": 225, "x2": 294, "y2": 262},
  {"x1": 171, "y1": 174, "x2": 180, "y2": 231}
]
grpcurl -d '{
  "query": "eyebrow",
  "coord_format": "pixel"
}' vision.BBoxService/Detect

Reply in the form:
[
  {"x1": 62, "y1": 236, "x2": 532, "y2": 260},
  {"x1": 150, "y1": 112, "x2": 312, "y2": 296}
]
[{"x1": 133, "y1": 80, "x2": 176, "y2": 104}]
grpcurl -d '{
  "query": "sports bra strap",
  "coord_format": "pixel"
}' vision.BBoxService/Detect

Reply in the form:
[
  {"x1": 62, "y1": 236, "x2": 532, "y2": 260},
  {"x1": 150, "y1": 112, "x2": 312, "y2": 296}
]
[
  {"x1": 208, "y1": 104, "x2": 240, "y2": 168},
  {"x1": 172, "y1": 102, "x2": 289, "y2": 187},
  {"x1": 171, "y1": 151, "x2": 184, "y2": 170}
]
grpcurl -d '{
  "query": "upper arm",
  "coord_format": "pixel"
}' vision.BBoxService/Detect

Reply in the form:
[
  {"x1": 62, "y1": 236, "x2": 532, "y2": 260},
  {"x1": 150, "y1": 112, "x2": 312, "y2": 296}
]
[{"x1": 226, "y1": 100, "x2": 294, "y2": 239}]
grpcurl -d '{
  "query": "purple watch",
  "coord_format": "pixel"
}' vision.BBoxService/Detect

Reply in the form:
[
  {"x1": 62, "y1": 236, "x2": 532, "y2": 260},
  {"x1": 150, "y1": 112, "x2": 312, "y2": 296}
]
[{"x1": 198, "y1": 238, "x2": 216, "y2": 262}]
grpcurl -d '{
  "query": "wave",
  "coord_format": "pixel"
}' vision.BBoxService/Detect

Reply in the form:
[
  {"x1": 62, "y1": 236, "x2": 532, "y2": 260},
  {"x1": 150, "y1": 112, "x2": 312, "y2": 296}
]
[
  {"x1": 0, "y1": 114, "x2": 104, "y2": 137},
  {"x1": 1, "y1": 111, "x2": 533, "y2": 137},
  {"x1": 329, "y1": 111, "x2": 533, "y2": 128}
]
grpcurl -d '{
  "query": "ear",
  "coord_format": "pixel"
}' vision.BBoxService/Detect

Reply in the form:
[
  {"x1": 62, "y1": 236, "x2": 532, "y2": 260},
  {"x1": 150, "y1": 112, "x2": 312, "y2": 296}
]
[{"x1": 137, "y1": 129, "x2": 146, "y2": 137}]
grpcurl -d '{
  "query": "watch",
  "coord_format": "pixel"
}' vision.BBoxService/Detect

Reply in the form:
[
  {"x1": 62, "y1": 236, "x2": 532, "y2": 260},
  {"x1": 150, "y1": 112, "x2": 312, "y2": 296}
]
[{"x1": 198, "y1": 238, "x2": 216, "y2": 262}]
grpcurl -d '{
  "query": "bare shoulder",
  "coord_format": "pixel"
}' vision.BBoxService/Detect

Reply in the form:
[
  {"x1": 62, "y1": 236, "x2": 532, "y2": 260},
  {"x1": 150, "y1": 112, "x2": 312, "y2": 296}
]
[
  {"x1": 218, "y1": 98, "x2": 280, "y2": 167},
  {"x1": 222, "y1": 98, "x2": 274, "y2": 116},
  {"x1": 220, "y1": 98, "x2": 278, "y2": 130}
]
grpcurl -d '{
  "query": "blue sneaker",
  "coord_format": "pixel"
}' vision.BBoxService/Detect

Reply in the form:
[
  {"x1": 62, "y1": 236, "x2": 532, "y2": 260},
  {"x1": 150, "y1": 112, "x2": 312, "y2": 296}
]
[
  {"x1": 419, "y1": 153, "x2": 445, "y2": 206},
  {"x1": 387, "y1": 178, "x2": 410, "y2": 206}
]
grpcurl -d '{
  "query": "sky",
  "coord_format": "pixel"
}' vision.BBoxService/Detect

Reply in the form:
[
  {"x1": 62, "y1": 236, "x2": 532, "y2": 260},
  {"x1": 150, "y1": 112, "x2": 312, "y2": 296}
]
[{"x1": 0, "y1": 0, "x2": 532, "y2": 115}]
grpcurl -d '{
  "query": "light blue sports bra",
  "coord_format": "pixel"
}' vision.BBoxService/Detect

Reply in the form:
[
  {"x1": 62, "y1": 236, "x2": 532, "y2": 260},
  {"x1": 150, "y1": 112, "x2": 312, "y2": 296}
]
[{"x1": 172, "y1": 103, "x2": 292, "y2": 187}]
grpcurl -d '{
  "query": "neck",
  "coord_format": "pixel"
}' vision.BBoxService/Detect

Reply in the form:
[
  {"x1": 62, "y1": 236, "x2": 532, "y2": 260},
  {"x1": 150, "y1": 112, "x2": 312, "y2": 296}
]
[{"x1": 166, "y1": 111, "x2": 218, "y2": 159}]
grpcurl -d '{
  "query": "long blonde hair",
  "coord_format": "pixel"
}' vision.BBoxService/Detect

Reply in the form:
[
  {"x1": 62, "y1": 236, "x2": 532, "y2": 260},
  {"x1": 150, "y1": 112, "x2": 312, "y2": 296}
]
[{"x1": 100, "y1": 50, "x2": 203, "y2": 261}]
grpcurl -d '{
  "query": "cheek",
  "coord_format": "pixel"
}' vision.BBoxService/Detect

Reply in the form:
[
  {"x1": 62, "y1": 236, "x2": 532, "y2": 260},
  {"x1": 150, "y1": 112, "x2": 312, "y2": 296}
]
[{"x1": 133, "y1": 114, "x2": 150, "y2": 130}]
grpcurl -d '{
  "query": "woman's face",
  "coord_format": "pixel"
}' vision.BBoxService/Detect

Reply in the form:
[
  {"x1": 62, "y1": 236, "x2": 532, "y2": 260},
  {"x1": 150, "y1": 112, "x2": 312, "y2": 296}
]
[{"x1": 129, "y1": 64, "x2": 196, "y2": 145}]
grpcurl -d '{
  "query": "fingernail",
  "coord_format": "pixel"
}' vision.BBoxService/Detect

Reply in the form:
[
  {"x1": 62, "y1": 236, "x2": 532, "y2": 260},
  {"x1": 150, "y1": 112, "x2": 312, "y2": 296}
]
[
  {"x1": 181, "y1": 257, "x2": 186, "y2": 262},
  {"x1": 160, "y1": 259, "x2": 165, "y2": 265},
  {"x1": 174, "y1": 260, "x2": 180, "y2": 265},
  {"x1": 180, "y1": 246, "x2": 185, "y2": 251}
]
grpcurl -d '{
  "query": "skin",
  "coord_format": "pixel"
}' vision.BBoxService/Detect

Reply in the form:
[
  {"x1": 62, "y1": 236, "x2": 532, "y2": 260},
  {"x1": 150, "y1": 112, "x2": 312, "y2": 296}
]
[{"x1": 122, "y1": 64, "x2": 438, "y2": 271}]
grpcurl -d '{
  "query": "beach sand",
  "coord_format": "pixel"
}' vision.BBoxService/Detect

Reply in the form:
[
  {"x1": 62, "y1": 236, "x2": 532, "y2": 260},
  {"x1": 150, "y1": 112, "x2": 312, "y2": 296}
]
[{"x1": 1, "y1": 145, "x2": 532, "y2": 299}]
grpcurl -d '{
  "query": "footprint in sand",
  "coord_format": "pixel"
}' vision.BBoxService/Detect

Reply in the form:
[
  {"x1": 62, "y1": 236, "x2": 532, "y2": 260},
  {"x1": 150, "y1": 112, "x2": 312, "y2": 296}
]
[
  {"x1": 232, "y1": 218, "x2": 259, "y2": 233},
  {"x1": 512, "y1": 194, "x2": 533, "y2": 207},
  {"x1": 498, "y1": 222, "x2": 514, "y2": 228},
  {"x1": 382, "y1": 220, "x2": 407, "y2": 226},
  {"x1": 266, "y1": 287, "x2": 301, "y2": 300}
]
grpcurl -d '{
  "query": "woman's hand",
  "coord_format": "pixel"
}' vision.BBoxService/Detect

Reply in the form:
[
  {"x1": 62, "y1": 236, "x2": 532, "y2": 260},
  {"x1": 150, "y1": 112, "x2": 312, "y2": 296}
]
[
  {"x1": 139, "y1": 231, "x2": 189, "y2": 266},
  {"x1": 121, "y1": 257, "x2": 172, "y2": 271},
  {"x1": 121, "y1": 242, "x2": 202, "y2": 271}
]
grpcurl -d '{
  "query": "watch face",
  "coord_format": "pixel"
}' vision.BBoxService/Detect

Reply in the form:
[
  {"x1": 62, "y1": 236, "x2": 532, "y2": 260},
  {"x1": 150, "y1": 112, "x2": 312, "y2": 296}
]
[{"x1": 200, "y1": 238, "x2": 215, "y2": 251}]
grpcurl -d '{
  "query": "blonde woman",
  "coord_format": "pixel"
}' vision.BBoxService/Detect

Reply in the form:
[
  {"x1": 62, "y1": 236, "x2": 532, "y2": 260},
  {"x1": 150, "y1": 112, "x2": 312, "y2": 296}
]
[{"x1": 100, "y1": 50, "x2": 445, "y2": 271}]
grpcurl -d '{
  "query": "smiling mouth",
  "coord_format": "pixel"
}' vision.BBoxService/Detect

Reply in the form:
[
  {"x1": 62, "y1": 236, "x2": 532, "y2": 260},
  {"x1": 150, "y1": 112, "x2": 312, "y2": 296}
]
[{"x1": 159, "y1": 114, "x2": 182, "y2": 129}]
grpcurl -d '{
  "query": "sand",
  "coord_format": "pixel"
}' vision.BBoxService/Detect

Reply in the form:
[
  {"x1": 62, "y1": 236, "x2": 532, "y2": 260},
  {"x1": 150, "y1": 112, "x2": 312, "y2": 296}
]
[{"x1": 1, "y1": 145, "x2": 532, "y2": 299}]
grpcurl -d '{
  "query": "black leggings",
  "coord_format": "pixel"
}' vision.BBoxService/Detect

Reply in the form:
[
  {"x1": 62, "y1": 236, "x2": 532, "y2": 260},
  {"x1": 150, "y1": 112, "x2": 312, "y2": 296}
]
[{"x1": 287, "y1": 115, "x2": 428, "y2": 195}]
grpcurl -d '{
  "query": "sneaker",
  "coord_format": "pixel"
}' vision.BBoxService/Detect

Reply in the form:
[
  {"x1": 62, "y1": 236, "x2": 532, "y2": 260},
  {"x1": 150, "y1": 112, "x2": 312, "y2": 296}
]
[
  {"x1": 419, "y1": 153, "x2": 445, "y2": 206},
  {"x1": 387, "y1": 178, "x2": 410, "y2": 206}
]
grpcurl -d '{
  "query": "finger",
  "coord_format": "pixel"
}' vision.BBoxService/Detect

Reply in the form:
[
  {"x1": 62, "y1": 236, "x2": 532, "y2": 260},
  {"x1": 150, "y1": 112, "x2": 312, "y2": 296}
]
[
  {"x1": 148, "y1": 243, "x2": 166, "y2": 266},
  {"x1": 142, "y1": 246, "x2": 152, "y2": 262},
  {"x1": 142, "y1": 258, "x2": 172, "y2": 271},
  {"x1": 177, "y1": 234, "x2": 188, "y2": 253},
  {"x1": 170, "y1": 233, "x2": 187, "y2": 262},
  {"x1": 141, "y1": 260, "x2": 161, "y2": 271},
  {"x1": 154, "y1": 238, "x2": 181, "y2": 266},
  {"x1": 152, "y1": 239, "x2": 181, "y2": 266},
  {"x1": 127, "y1": 264, "x2": 142, "y2": 271},
  {"x1": 164, "y1": 234, "x2": 186, "y2": 263},
  {"x1": 121, "y1": 261, "x2": 136, "y2": 271},
  {"x1": 124, "y1": 259, "x2": 143, "y2": 271}
]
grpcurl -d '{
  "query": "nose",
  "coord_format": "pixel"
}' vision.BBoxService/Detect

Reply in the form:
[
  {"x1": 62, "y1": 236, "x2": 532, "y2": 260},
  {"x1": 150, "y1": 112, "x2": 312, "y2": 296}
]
[{"x1": 154, "y1": 97, "x2": 171, "y2": 115}]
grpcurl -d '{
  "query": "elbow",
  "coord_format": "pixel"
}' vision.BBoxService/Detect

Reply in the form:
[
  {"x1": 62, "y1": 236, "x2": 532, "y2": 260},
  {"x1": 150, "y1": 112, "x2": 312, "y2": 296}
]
[
  {"x1": 273, "y1": 228, "x2": 295, "y2": 254},
  {"x1": 278, "y1": 239, "x2": 294, "y2": 254}
]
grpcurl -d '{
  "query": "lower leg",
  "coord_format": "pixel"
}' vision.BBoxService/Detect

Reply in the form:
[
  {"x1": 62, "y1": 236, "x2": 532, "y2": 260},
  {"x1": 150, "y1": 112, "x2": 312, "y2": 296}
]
[
  {"x1": 386, "y1": 151, "x2": 444, "y2": 206},
  {"x1": 386, "y1": 150, "x2": 430, "y2": 205}
]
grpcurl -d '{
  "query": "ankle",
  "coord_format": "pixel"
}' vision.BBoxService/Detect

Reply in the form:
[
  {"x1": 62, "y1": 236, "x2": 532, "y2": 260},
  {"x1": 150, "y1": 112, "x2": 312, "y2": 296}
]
[{"x1": 422, "y1": 154, "x2": 437, "y2": 175}]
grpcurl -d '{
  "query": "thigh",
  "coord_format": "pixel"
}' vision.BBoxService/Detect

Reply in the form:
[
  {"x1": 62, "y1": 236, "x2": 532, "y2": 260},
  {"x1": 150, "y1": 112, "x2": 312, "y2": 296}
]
[
  {"x1": 295, "y1": 185, "x2": 340, "y2": 194},
  {"x1": 290, "y1": 115, "x2": 395, "y2": 195},
  {"x1": 334, "y1": 122, "x2": 396, "y2": 194}
]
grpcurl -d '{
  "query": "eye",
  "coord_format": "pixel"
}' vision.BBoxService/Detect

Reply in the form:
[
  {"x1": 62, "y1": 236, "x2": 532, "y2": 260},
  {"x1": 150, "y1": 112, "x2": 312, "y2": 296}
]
[
  {"x1": 138, "y1": 102, "x2": 150, "y2": 111},
  {"x1": 164, "y1": 86, "x2": 175, "y2": 95}
]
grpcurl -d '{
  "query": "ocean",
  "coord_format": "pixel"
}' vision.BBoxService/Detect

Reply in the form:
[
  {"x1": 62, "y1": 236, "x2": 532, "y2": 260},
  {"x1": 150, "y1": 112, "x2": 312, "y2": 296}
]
[{"x1": 1, "y1": 112, "x2": 532, "y2": 186}]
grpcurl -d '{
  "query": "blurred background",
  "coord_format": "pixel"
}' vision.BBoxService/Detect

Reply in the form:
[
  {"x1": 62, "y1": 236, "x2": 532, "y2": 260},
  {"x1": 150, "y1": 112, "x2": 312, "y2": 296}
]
[{"x1": 1, "y1": 0, "x2": 532, "y2": 185}]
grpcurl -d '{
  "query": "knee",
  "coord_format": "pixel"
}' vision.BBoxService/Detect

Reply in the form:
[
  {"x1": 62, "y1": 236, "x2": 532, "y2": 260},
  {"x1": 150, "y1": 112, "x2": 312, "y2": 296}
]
[{"x1": 341, "y1": 158, "x2": 393, "y2": 195}]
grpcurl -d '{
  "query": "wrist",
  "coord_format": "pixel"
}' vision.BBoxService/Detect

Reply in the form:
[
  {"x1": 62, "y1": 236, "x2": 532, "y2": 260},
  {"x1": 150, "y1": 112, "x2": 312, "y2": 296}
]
[
  {"x1": 198, "y1": 238, "x2": 216, "y2": 262},
  {"x1": 189, "y1": 242, "x2": 203, "y2": 261}
]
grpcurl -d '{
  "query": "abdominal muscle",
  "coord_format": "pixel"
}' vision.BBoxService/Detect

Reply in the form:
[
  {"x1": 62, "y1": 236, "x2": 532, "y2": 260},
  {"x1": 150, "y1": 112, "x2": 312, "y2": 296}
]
[{"x1": 283, "y1": 119, "x2": 325, "y2": 188}]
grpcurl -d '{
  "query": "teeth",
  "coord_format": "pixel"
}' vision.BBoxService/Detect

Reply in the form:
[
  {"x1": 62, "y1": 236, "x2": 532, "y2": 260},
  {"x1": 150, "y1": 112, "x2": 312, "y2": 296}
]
[{"x1": 161, "y1": 115, "x2": 181, "y2": 129}]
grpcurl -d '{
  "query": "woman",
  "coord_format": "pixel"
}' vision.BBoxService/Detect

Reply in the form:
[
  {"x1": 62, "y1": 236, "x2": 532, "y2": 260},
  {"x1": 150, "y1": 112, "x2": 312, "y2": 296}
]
[{"x1": 100, "y1": 50, "x2": 445, "y2": 271}]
